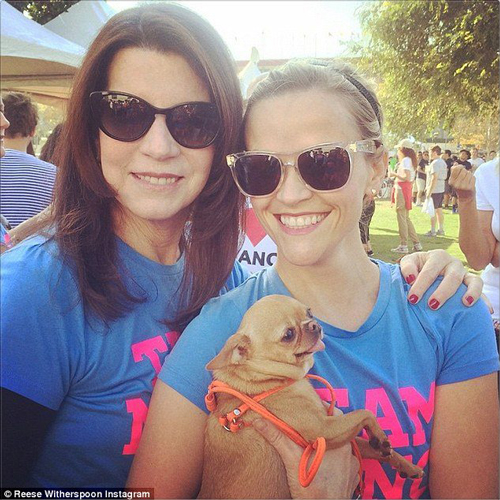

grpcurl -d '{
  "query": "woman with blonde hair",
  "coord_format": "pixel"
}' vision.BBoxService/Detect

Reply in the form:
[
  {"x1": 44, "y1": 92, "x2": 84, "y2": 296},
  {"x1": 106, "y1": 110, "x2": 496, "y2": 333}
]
[
  {"x1": 129, "y1": 59, "x2": 498, "y2": 499},
  {"x1": 390, "y1": 139, "x2": 422, "y2": 254}
]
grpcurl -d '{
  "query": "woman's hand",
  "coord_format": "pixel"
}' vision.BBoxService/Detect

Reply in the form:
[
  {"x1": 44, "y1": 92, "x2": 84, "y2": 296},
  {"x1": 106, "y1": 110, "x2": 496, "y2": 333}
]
[
  {"x1": 399, "y1": 250, "x2": 484, "y2": 310},
  {"x1": 253, "y1": 412, "x2": 360, "y2": 499},
  {"x1": 449, "y1": 165, "x2": 475, "y2": 201}
]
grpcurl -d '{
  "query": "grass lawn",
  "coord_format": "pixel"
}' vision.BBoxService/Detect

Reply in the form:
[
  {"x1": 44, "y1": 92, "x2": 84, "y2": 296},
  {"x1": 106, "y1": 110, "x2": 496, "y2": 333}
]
[{"x1": 368, "y1": 199, "x2": 472, "y2": 270}]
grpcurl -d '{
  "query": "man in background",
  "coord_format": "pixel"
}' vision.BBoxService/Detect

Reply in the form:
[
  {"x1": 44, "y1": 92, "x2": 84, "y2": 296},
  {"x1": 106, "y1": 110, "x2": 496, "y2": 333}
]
[
  {"x1": 450, "y1": 149, "x2": 473, "y2": 213},
  {"x1": 425, "y1": 145, "x2": 447, "y2": 236},
  {"x1": 470, "y1": 147, "x2": 485, "y2": 172},
  {"x1": 0, "y1": 92, "x2": 56, "y2": 228}
]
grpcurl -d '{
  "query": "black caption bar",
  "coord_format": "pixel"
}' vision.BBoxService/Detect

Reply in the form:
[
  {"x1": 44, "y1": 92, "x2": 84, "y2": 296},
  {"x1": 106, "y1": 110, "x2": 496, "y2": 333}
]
[{"x1": 1, "y1": 489, "x2": 154, "y2": 500}]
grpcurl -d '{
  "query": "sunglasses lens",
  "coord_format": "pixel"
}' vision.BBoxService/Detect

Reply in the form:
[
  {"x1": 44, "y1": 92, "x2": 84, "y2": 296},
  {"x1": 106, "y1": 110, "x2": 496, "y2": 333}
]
[
  {"x1": 167, "y1": 103, "x2": 220, "y2": 148},
  {"x1": 233, "y1": 155, "x2": 282, "y2": 196},
  {"x1": 92, "y1": 94, "x2": 151, "y2": 142},
  {"x1": 298, "y1": 146, "x2": 351, "y2": 190}
]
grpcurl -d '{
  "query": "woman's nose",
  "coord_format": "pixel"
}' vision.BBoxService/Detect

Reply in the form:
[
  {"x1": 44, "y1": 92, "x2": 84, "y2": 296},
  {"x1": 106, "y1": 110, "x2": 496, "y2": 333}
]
[
  {"x1": 139, "y1": 114, "x2": 181, "y2": 160},
  {"x1": 275, "y1": 162, "x2": 313, "y2": 205}
]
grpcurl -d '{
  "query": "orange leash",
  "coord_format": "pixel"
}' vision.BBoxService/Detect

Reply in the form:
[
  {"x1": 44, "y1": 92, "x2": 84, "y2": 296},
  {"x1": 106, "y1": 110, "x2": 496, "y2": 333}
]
[{"x1": 205, "y1": 375, "x2": 364, "y2": 495}]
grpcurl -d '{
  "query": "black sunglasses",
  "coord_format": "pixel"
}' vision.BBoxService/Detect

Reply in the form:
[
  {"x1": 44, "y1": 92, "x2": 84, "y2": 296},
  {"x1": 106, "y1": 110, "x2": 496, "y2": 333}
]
[
  {"x1": 89, "y1": 91, "x2": 220, "y2": 149},
  {"x1": 226, "y1": 141, "x2": 379, "y2": 197}
]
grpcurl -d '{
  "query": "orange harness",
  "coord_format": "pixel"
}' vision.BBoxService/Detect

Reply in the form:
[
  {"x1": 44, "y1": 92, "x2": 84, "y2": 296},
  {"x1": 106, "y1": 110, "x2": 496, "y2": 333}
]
[{"x1": 205, "y1": 374, "x2": 364, "y2": 495}]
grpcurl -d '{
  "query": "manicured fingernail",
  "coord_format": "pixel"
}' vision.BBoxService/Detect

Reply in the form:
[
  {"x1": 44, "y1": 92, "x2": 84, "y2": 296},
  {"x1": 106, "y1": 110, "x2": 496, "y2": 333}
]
[
  {"x1": 405, "y1": 274, "x2": 416, "y2": 285},
  {"x1": 429, "y1": 298, "x2": 440, "y2": 310},
  {"x1": 408, "y1": 294, "x2": 419, "y2": 304},
  {"x1": 465, "y1": 296, "x2": 474, "y2": 305}
]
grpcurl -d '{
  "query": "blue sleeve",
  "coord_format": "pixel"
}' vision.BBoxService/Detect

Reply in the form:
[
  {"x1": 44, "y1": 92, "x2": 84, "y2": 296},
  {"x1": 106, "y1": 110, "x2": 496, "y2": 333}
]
[
  {"x1": 1, "y1": 240, "x2": 85, "y2": 410},
  {"x1": 159, "y1": 295, "x2": 246, "y2": 412},
  {"x1": 223, "y1": 260, "x2": 250, "y2": 293},
  {"x1": 414, "y1": 281, "x2": 499, "y2": 386},
  {"x1": 437, "y1": 296, "x2": 499, "y2": 385}
]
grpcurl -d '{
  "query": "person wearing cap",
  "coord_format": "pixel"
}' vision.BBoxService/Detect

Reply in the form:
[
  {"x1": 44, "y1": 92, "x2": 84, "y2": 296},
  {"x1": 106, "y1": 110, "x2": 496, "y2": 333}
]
[{"x1": 389, "y1": 139, "x2": 422, "y2": 254}]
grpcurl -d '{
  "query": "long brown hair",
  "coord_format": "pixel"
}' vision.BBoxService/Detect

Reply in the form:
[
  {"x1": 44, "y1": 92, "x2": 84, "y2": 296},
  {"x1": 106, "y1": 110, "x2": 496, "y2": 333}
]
[
  {"x1": 400, "y1": 147, "x2": 418, "y2": 169},
  {"x1": 41, "y1": 4, "x2": 245, "y2": 331}
]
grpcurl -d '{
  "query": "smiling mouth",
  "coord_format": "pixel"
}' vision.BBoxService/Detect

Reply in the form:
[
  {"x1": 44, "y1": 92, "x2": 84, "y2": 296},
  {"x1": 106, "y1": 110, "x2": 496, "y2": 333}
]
[
  {"x1": 279, "y1": 213, "x2": 328, "y2": 229},
  {"x1": 134, "y1": 173, "x2": 180, "y2": 186}
]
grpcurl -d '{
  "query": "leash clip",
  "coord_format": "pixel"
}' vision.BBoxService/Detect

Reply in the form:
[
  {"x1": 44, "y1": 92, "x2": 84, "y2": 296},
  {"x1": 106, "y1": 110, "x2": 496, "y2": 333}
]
[{"x1": 220, "y1": 414, "x2": 243, "y2": 433}]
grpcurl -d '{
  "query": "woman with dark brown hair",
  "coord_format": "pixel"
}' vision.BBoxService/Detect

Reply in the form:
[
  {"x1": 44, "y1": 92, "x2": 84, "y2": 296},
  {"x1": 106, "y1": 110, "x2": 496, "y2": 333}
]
[
  {"x1": 390, "y1": 139, "x2": 422, "y2": 254},
  {"x1": 1, "y1": 3, "x2": 247, "y2": 488},
  {"x1": 0, "y1": 3, "x2": 486, "y2": 492}
]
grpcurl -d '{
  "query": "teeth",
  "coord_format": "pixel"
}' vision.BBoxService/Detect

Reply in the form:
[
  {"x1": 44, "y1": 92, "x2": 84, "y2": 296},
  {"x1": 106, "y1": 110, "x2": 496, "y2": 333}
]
[
  {"x1": 136, "y1": 174, "x2": 177, "y2": 186},
  {"x1": 280, "y1": 213, "x2": 326, "y2": 229}
]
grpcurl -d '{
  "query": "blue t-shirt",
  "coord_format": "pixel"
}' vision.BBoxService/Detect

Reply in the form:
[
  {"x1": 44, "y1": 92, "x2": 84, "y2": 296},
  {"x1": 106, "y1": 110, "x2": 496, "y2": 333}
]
[
  {"x1": 160, "y1": 261, "x2": 499, "y2": 499},
  {"x1": 1, "y1": 234, "x2": 248, "y2": 487}
]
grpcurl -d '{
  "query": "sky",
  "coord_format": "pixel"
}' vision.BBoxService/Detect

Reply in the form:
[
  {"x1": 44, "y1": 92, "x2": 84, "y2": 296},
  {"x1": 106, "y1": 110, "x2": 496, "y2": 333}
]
[{"x1": 107, "y1": 1, "x2": 366, "y2": 61}]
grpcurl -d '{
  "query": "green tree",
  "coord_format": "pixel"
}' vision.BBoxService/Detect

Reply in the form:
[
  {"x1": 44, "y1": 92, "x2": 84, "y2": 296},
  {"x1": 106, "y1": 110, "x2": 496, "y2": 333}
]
[
  {"x1": 7, "y1": 0, "x2": 80, "y2": 25},
  {"x1": 355, "y1": 0, "x2": 499, "y2": 145}
]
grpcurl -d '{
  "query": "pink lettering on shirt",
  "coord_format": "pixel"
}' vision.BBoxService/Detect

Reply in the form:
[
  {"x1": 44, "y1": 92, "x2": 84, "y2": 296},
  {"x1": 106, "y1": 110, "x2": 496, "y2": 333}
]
[
  {"x1": 315, "y1": 384, "x2": 434, "y2": 498},
  {"x1": 131, "y1": 335, "x2": 169, "y2": 380},
  {"x1": 363, "y1": 458, "x2": 406, "y2": 499},
  {"x1": 399, "y1": 383, "x2": 435, "y2": 446},
  {"x1": 123, "y1": 330, "x2": 180, "y2": 455},
  {"x1": 364, "y1": 388, "x2": 409, "y2": 447},
  {"x1": 122, "y1": 398, "x2": 148, "y2": 455}
]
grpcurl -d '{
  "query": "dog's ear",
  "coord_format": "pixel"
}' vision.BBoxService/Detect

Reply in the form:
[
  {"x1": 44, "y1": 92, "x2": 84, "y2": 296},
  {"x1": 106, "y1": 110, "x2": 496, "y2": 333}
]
[{"x1": 206, "y1": 333, "x2": 251, "y2": 371}]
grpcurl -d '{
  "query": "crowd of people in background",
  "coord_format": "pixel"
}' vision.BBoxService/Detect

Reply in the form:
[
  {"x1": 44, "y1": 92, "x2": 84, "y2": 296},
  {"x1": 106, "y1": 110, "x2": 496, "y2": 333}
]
[{"x1": 383, "y1": 142, "x2": 498, "y2": 254}]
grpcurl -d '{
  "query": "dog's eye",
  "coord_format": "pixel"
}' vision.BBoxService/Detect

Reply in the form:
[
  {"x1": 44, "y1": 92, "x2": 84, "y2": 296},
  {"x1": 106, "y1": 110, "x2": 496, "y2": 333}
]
[
  {"x1": 282, "y1": 328, "x2": 295, "y2": 342},
  {"x1": 306, "y1": 308, "x2": 313, "y2": 319}
]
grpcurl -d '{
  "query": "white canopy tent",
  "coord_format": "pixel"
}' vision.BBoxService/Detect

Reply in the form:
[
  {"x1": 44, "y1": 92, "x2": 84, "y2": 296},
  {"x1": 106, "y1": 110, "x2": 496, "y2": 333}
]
[
  {"x1": 45, "y1": 1, "x2": 115, "y2": 48},
  {"x1": 238, "y1": 47, "x2": 262, "y2": 99},
  {"x1": 0, "y1": 1, "x2": 85, "y2": 106}
]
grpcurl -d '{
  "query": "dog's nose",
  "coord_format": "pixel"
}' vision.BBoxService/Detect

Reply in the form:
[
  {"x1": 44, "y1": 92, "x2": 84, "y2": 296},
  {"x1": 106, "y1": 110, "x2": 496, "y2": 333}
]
[{"x1": 308, "y1": 321, "x2": 321, "y2": 334}]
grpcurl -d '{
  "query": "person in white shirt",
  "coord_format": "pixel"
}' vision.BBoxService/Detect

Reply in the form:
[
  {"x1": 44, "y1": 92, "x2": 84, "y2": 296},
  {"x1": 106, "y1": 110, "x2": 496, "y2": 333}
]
[
  {"x1": 470, "y1": 147, "x2": 485, "y2": 172},
  {"x1": 450, "y1": 158, "x2": 499, "y2": 337},
  {"x1": 425, "y1": 145, "x2": 448, "y2": 236},
  {"x1": 389, "y1": 139, "x2": 422, "y2": 253}
]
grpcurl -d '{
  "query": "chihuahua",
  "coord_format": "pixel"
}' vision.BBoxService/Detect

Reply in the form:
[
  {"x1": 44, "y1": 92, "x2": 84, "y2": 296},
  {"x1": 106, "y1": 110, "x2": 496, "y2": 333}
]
[{"x1": 199, "y1": 295, "x2": 424, "y2": 499}]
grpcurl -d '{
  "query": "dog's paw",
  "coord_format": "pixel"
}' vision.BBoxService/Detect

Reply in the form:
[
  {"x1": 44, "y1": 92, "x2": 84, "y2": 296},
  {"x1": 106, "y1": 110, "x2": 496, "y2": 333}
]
[
  {"x1": 369, "y1": 436, "x2": 392, "y2": 456},
  {"x1": 399, "y1": 469, "x2": 425, "y2": 480},
  {"x1": 380, "y1": 440, "x2": 392, "y2": 457},
  {"x1": 390, "y1": 451, "x2": 424, "y2": 480}
]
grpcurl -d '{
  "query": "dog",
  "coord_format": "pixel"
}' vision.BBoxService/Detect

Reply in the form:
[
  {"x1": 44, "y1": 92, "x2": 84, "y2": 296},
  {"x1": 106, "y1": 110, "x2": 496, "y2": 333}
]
[{"x1": 199, "y1": 295, "x2": 424, "y2": 499}]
